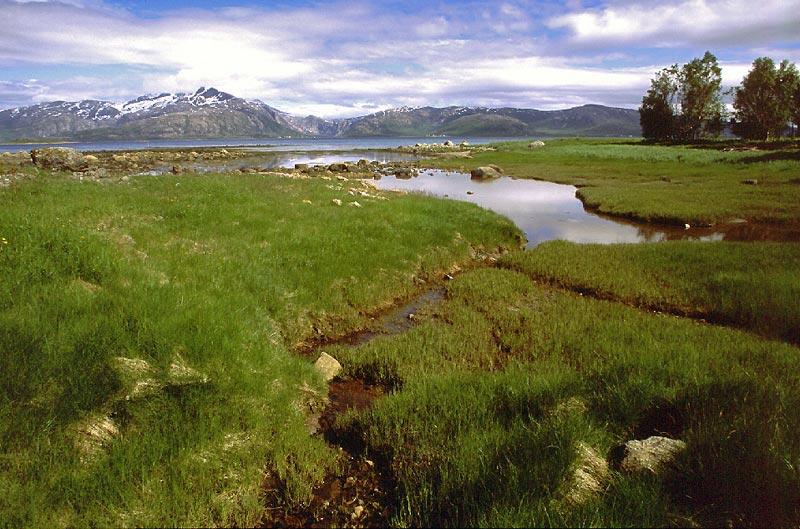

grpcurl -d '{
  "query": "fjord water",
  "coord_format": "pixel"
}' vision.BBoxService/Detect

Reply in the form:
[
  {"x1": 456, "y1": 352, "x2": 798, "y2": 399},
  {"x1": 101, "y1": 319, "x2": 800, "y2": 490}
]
[
  {"x1": 0, "y1": 136, "x2": 512, "y2": 153},
  {"x1": 371, "y1": 170, "x2": 799, "y2": 247}
]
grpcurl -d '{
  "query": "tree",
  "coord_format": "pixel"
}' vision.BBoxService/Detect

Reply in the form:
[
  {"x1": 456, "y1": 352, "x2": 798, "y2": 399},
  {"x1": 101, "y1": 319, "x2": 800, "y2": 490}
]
[
  {"x1": 677, "y1": 51, "x2": 724, "y2": 140},
  {"x1": 639, "y1": 51, "x2": 724, "y2": 142},
  {"x1": 640, "y1": 66, "x2": 679, "y2": 141},
  {"x1": 733, "y1": 57, "x2": 799, "y2": 140}
]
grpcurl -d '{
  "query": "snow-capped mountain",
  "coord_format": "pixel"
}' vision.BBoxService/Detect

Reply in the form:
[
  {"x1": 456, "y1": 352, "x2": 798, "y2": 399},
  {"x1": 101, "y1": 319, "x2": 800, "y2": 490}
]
[{"x1": 0, "y1": 87, "x2": 641, "y2": 141}]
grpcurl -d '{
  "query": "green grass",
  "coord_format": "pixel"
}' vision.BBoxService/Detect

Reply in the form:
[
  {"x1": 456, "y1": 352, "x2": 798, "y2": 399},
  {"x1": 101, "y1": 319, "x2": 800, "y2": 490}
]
[
  {"x1": 500, "y1": 240, "x2": 800, "y2": 343},
  {"x1": 0, "y1": 170, "x2": 520, "y2": 527},
  {"x1": 432, "y1": 138, "x2": 800, "y2": 225},
  {"x1": 330, "y1": 267, "x2": 800, "y2": 527}
]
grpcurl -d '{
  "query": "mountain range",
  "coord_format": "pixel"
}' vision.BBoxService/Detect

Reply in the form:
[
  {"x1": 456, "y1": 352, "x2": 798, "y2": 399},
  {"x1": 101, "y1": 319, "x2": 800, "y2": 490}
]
[{"x1": 0, "y1": 87, "x2": 641, "y2": 141}]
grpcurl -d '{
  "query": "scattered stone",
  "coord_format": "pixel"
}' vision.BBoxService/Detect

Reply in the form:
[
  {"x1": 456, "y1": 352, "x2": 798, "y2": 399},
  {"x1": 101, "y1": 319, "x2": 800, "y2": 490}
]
[
  {"x1": 394, "y1": 168, "x2": 413, "y2": 179},
  {"x1": 350, "y1": 201, "x2": 362, "y2": 208},
  {"x1": 470, "y1": 166, "x2": 502, "y2": 180},
  {"x1": 72, "y1": 413, "x2": 119, "y2": 458},
  {"x1": 466, "y1": 190, "x2": 474, "y2": 195},
  {"x1": 314, "y1": 352, "x2": 342, "y2": 382},
  {"x1": 742, "y1": 179, "x2": 758, "y2": 185},
  {"x1": 684, "y1": 223, "x2": 691, "y2": 229},
  {"x1": 357, "y1": 159, "x2": 370, "y2": 167},
  {"x1": 528, "y1": 140, "x2": 546, "y2": 149},
  {"x1": 564, "y1": 442, "x2": 610, "y2": 505},
  {"x1": 31, "y1": 147, "x2": 88, "y2": 172},
  {"x1": 171, "y1": 165, "x2": 184, "y2": 175},
  {"x1": 168, "y1": 353, "x2": 209, "y2": 385},
  {"x1": 328, "y1": 163, "x2": 349, "y2": 172},
  {"x1": 294, "y1": 163, "x2": 309, "y2": 170},
  {"x1": 302, "y1": 199, "x2": 313, "y2": 205},
  {"x1": 611, "y1": 435, "x2": 687, "y2": 475},
  {"x1": 331, "y1": 198, "x2": 342, "y2": 206}
]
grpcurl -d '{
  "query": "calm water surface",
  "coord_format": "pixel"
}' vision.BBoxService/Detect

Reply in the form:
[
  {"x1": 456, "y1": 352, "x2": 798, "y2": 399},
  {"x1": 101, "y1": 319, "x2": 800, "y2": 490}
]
[
  {"x1": 372, "y1": 170, "x2": 800, "y2": 246},
  {"x1": 0, "y1": 136, "x2": 517, "y2": 153}
]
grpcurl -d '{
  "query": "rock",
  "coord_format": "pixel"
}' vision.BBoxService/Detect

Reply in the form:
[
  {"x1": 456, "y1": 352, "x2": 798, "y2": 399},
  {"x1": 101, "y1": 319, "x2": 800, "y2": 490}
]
[
  {"x1": 352, "y1": 505, "x2": 364, "y2": 519},
  {"x1": 357, "y1": 159, "x2": 370, "y2": 167},
  {"x1": 72, "y1": 413, "x2": 118, "y2": 458},
  {"x1": 328, "y1": 163, "x2": 349, "y2": 172},
  {"x1": 443, "y1": 140, "x2": 454, "y2": 147},
  {"x1": 83, "y1": 154, "x2": 99, "y2": 164},
  {"x1": 528, "y1": 140, "x2": 546, "y2": 148},
  {"x1": 171, "y1": 165, "x2": 184, "y2": 175},
  {"x1": 470, "y1": 166, "x2": 502, "y2": 180},
  {"x1": 742, "y1": 179, "x2": 758, "y2": 185},
  {"x1": 466, "y1": 190, "x2": 474, "y2": 195},
  {"x1": 331, "y1": 198, "x2": 342, "y2": 206},
  {"x1": 564, "y1": 443, "x2": 610, "y2": 505},
  {"x1": 294, "y1": 163, "x2": 309, "y2": 170},
  {"x1": 488, "y1": 164, "x2": 503, "y2": 174},
  {"x1": 314, "y1": 352, "x2": 342, "y2": 382},
  {"x1": 350, "y1": 201, "x2": 362, "y2": 208},
  {"x1": 611, "y1": 436, "x2": 687, "y2": 474},
  {"x1": 31, "y1": 147, "x2": 88, "y2": 172},
  {"x1": 460, "y1": 140, "x2": 470, "y2": 147},
  {"x1": 394, "y1": 168, "x2": 412, "y2": 179},
  {"x1": 168, "y1": 353, "x2": 209, "y2": 386}
]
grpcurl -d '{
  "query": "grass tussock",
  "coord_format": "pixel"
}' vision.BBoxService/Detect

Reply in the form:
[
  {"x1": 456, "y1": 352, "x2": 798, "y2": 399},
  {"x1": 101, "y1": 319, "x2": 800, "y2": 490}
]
[
  {"x1": 332, "y1": 267, "x2": 800, "y2": 527},
  {"x1": 500, "y1": 240, "x2": 800, "y2": 342},
  {"x1": 0, "y1": 171, "x2": 519, "y2": 526}
]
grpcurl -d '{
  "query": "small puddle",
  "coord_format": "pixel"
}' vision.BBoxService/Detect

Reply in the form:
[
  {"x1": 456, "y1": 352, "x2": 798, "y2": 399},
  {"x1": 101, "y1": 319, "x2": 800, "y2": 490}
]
[
  {"x1": 336, "y1": 288, "x2": 445, "y2": 347},
  {"x1": 371, "y1": 169, "x2": 800, "y2": 246}
]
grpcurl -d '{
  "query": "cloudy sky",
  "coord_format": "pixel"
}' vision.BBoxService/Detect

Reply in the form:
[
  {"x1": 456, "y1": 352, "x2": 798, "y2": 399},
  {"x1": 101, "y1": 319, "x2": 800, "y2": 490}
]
[{"x1": 1, "y1": 0, "x2": 799, "y2": 117}]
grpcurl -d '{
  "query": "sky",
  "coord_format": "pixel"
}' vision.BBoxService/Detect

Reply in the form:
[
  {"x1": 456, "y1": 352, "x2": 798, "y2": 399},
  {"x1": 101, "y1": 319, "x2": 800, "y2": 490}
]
[{"x1": 1, "y1": 0, "x2": 799, "y2": 117}]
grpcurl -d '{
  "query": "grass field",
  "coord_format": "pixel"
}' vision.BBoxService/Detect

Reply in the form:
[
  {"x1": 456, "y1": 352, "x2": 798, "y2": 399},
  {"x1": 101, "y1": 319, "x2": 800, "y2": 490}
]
[
  {"x1": 432, "y1": 138, "x2": 800, "y2": 226},
  {"x1": 0, "y1": 170, "x2": 519, "y2": 527},
  {"x1": 500, "y1": 240, "x2": 800, "y2": 343},
  {"x1": 331, "y1": 265, "x2": 800, "y2": 527},
  {"x1": 3, "y1": 139, "x2": 800, "y2": 528}
]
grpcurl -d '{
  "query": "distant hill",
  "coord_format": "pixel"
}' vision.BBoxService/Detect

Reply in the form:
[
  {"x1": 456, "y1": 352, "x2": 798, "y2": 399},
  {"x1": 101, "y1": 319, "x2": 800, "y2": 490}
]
[{"x1": 0, "y1": 87, "x2": 641, "y2": 141}]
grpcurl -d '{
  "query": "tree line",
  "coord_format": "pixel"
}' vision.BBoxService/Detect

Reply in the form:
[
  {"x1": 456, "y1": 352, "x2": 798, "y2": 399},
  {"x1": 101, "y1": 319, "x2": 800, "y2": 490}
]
[{"x1": 640, "y1": 52, "x2": 800, "y2": 141}]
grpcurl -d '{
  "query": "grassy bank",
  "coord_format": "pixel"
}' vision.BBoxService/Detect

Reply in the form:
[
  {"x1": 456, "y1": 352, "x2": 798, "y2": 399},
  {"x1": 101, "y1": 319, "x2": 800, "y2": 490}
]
[
  {"x1": 0, "y1": 170, "x2": 520, "y2": 527},
  {"x1": 500, "y1": 240, "x2": 800, "y2": 343},
  {"x1": 432, "y1": 138, "x2": 800, "y2": 226},
  {"x1": 331, "y1": 266, "x2": 800, "y2": 527}
]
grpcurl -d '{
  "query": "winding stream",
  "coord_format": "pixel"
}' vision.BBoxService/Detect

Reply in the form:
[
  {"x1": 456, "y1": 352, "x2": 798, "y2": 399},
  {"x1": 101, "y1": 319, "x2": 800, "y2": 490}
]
[{"x1": 371, "y1": 169, "x2": 800, "y2": 247}]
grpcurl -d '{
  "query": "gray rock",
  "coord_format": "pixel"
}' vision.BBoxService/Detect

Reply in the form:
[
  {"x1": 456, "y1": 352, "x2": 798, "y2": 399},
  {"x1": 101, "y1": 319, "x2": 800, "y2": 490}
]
[
  {"x1": 328, "y1": 163, "x2": 349, "y2": 172},
  {"x1": 612, "y1": 436, "x2": 686, "y2": 474},
  {"x1": 395, "y1": 168, "x2": 413, "y2": 179},
  {"x1": 528, "y1": 140, "x2": 546, "y2": 148},
  {"x1": 294, "y1": 163, "x2": 309, "y2": 170},
  {"x1": 443, "y1": 140, "x2": 454, "y2": 147},
  {"x1": 470, "y1": 166, "x2": 502, "y2": 180},
  {"x1": 314, "y1": 352, "x2": 342, "y2": 381},
  {"x1": 31, "y1": 147, "x2": 88, "y2": 172}
]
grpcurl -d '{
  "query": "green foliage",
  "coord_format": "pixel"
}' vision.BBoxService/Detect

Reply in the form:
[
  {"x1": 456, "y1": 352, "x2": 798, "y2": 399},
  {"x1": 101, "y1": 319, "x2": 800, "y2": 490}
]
[
  {"x1": 733, "y1": 57, "x2": 800, "y2": 140},
  {"x1": 640, "y1": 68, "x2": 678, "y2": 141},
  {"x1": 639, "y1": 52, "x2": 724, "y2": 142}
]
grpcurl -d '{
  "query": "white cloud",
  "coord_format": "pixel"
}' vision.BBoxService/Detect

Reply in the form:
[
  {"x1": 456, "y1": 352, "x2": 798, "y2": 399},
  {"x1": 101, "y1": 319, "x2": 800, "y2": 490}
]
[
  {"x1": 0, "y1": 0, "x2": 798, "y2": 116},
  {"x1": 549, "y1": 0, "x2": 800, "y2": 47}
]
